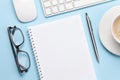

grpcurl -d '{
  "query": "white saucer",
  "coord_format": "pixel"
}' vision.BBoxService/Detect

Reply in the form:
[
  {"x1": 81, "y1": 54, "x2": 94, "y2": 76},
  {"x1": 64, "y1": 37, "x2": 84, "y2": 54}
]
[{"x1": 99, "y1": 6, "x2": 120, "y2": 56}]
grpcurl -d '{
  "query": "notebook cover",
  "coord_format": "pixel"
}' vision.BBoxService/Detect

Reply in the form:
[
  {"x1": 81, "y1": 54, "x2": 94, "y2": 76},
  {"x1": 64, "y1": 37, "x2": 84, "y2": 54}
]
[{"x1": 28, "y1": 15, "x2": 97, "y2": 80}]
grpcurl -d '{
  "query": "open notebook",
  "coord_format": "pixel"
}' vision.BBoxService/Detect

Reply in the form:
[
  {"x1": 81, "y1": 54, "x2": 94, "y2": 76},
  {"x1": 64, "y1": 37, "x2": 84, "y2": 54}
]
[{"x1": 28, "y1": 15, "x2": 97, "y2": 80}]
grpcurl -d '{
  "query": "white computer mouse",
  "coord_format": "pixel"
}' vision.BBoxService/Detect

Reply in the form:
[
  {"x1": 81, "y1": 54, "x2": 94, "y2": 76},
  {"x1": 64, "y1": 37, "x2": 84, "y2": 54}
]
[{"x1": 13, "y1": 0, "x2": 37, "y2": 22}]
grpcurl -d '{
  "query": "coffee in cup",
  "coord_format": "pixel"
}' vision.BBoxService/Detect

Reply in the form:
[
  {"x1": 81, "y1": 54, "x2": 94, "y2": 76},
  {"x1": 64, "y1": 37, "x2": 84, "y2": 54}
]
[{"x1": 111, "y1": 15, "x2": 120, "y2": 43}]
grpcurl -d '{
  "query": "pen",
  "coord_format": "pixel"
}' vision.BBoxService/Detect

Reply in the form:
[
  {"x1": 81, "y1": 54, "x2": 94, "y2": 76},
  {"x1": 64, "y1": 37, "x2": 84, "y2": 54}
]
[{"x1": 85, "y1": 13, "x2": 100, "y2": 63}]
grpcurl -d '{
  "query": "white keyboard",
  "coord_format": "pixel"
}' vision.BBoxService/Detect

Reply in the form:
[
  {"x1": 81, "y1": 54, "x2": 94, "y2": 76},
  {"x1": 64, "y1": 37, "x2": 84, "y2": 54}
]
[{"x1": 41, "y1": 0, "x2": 110, "y2": 17}]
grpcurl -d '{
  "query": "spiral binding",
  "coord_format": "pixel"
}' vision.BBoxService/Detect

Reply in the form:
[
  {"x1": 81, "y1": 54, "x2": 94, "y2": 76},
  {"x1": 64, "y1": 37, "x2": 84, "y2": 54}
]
[{"x1": 28, "y1": 28, "x2": 43, "y2": 79}]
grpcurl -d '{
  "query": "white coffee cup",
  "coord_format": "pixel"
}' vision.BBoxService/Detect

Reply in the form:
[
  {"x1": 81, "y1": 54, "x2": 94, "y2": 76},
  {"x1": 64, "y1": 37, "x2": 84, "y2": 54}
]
[{"x1": 111, "y1": 15, "x2": 120, "y2": 44}]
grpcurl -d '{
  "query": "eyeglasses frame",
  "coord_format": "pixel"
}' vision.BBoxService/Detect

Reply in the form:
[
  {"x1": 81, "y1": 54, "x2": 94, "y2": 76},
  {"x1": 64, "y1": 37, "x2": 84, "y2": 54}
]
[{"x1": 7, "y1": 26, "x2": 31, "y2": 73}]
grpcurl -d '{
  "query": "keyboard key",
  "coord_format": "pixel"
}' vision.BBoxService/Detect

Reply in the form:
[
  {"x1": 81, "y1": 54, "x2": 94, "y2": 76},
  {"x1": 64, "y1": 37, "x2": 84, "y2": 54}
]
[
  {"x1": 44, "y1": 1, "x2": 51, "y2": 7},
  {"x1": 51, "y1": 6, "x2": 58, "y2": 13},
  {"x1": 52, "y1": 0, "x2": 58, "y2": 5},
  {"x1": 45, "y1": 8, "x2": 52, "y2": 15},
  {"x1": 59, "y1": 0, "x2": 65, "y2": 4},
  {"x1": 42, "y1": 0, "x2": 48, "y2": 2},
  {"x1": 66, "y1": 0, "x2": 71, "y2": 1},
  {"x1": 58, "y1": 4, "x2": 65, "y2": 11},
  {"x1": 74, "y1": 0, "x2": 81, "y2": 7},
  {"x1": 65, "y1": 2, "x2": 73, "y2": 10}
]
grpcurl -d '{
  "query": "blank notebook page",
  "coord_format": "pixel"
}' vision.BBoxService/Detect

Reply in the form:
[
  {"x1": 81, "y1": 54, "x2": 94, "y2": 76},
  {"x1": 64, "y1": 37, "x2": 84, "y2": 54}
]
[{"x1": 28, "y1": 15, "x2": 97, "y2": 80}]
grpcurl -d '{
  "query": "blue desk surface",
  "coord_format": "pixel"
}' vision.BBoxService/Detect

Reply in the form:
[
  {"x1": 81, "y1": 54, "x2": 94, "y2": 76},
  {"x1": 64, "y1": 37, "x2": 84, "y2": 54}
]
[{"x1": 0, "y1": 0, "x2": 120, "y2": 80}]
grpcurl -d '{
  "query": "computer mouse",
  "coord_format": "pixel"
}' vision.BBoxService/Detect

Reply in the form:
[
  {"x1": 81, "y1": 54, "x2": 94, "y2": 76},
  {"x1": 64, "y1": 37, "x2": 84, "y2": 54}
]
[{"x1": 13, "y1": 0, "x2": 37, "y2": 22}]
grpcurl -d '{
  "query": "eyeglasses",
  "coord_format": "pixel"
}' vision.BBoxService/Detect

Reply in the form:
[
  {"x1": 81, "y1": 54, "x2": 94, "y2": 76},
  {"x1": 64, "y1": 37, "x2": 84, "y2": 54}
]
[{"x1": 7, "y1": 26, "x2": 31, "y2": 73}]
